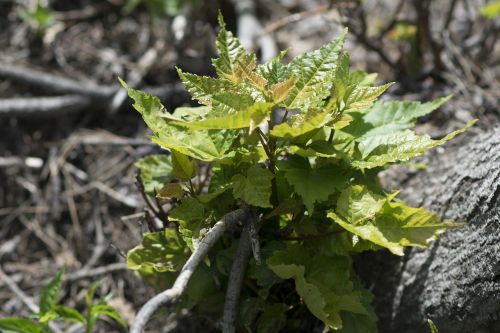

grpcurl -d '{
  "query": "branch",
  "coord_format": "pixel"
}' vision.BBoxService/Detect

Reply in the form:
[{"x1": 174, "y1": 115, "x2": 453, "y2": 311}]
[
  {"x1": 0, "y1": 62, "x2": 115, "y2": 99},
  {"x1": 221, "y1": 225, "x2": 253, "y2": 333},
  {"x1": 0, "y1": 95, "x2": 90, "y2": 117},
  {"x1": 130, "y1": 208, "x2": 249, "y2": 333}
]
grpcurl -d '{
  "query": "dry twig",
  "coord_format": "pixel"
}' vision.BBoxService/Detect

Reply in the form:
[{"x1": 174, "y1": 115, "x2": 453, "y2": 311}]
[{"x1": 130, "y1": 208, "x2": 248, "y2": 333}]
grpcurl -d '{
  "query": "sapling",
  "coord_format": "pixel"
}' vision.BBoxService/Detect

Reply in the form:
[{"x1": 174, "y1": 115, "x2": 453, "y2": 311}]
[{"x1": 124, "y1": 14, "x2": 474, "y2": 333}]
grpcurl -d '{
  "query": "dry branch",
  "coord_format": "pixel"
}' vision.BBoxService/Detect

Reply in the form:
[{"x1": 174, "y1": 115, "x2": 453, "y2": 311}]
[{"x1": 130, "y1": 208, "x2": 249, "y2": 333}]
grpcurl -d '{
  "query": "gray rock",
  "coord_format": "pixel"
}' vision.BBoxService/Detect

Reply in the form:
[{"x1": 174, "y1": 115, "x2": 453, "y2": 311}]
[{"x1": 358, "y1": 128, "x2": 500, "y2": 333}]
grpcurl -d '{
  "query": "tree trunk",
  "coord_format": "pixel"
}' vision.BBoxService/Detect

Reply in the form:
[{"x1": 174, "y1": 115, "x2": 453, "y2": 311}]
[{"x1": 357, "y1": 128, "x2": 500, "y2": 333}]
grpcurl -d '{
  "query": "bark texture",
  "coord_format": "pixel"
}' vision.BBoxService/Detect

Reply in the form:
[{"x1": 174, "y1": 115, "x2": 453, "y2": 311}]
[{"x1": 358, "y1": 128, "x2": 500, "y2": 333}]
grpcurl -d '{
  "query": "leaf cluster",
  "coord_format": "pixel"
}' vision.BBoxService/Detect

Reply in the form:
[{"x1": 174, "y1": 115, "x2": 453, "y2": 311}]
[
  {"x1": 0, "y1": 268, "x2": 126, "y2": 333},
  {"x1": 124, "y1": 14, "x2": 473, "y2": 332}
]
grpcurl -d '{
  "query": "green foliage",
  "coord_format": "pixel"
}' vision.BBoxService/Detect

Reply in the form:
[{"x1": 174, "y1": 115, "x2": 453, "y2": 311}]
[
  {"x1": 481, "y1": 1, "x2": 500, "y2": 19},
  {"x1": 18, "y1": 1, "x2": 54, "y2": 31},
  {"x1": 124, "y1": 14, "x2": 473, "y2": 332},
  {"x1": 0, "y1": 269, "x2": 125, "y2": 333}
]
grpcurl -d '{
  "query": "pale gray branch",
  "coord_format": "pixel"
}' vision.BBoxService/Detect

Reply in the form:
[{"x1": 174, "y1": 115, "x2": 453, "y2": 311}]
[{"x1": 130, "y1": 208, "x2": 249, "y2": 333}]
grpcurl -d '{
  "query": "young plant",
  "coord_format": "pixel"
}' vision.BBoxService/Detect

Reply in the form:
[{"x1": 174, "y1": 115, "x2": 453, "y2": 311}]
[
  {"x1": 123, "y1": 15, "x2": 474, "y2": 332},
  {"x1": 0, "y1": 269, "x2": 126, "y2": 333}
]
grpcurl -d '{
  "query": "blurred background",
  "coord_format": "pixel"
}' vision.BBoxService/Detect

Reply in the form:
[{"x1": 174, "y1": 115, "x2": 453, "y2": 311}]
[{"x1": 0, "y1": 0, "x2": 499, "y2": 332}]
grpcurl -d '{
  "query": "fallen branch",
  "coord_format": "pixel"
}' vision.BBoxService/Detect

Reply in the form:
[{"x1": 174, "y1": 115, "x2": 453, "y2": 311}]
[
  {"x1": 0, "y1": 95, "x2": 90, "y2": 117},
  {"x1": 130, "y1": 208, "x2": 249, "y2": 333},
  {"x1": 221, "y1": 213, "x2": 261, "y2": 333},
  {"x1": 0, "y1": 62, "x2": 115, "y2": 99}
]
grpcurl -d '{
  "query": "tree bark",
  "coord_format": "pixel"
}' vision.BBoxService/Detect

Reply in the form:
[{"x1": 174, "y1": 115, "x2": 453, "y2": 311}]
[{"x1": 357, "y1": 128, "x2": 500, "y2": 333}]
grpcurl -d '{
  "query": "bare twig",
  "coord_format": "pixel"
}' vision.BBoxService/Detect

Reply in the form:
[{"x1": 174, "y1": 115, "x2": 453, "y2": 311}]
[
  {"x1": 0, "y1": 95, "x2": 90, "y2": 116},
  {"x1": 130, "y1": 208, "x2": 249, "y2": 333},
  {"x1": 0, "y1": 62, "x2": 115, "y2": 99}
]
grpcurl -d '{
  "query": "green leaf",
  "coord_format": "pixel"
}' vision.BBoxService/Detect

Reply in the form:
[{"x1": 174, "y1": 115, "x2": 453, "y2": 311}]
[
  {"x1": 328, "y1": 186, "x2": 461, "y2": 255},
  {"x1": 256, "y1": 50, "x2": 290, "y2": 85},
  {"x1": 170, "y1": 102, "x2": 272, "y2": 131},
  {"x1": 52, "y1": 305, "x2": 85, "y2": 324},
  {"x1": 428, "y1": 319, "x2": 439, "y2": 333},
  {"x1": 157, "y1": 182, "x2": 185, "y2": 200},
  {"x1": 0, "y1": 318, "x2": 43, "y2": 333},
  {"x1": 213, "y1": 13, "x2": 247, "y2": 78},
  {"x1": 267, "y1": 244, "x2": 366, "y2": 330},
  {"x1": 127, "y1": 228, "x2": 189, "y2": 273},
  {"x1": 481, "y1": 0, "x2": 500, "y2": 19},
  {"x1": 336, "y1": 185, "x2": 385, "y2": 223},
  {"x1": 353, "y1": 120, "x2": 476, "y2": 168},
  {"x1": 344, "y1": 83, "x2": 394, "y2": 111},
  {"x1": 357, "y1": 96, "x2": 452, "y2": 138},
  {"x1": 153, "y1": 127, "x2": 239, "y2": 162},
  {"x1": 135, "y1": 155, "x2": 174, "y2": 194},
  {"x1": 211, "y1": 92, "x2": 256, "y2": 116},
  {"x1": 277, "y1": 157, "x2": 346, "y2": 212},
  {"x1": 170, "y1": 196, "x2": 205, "y2": 222},
  {"x1": 270, "y1": 108, "x2": 332, "y2": 139},
  {"x1": 171, "y1": 151, "x2": 196, "y2": 180},
  {"x1": 232, "y1": 165, "x2": 274, "y2": 208},
  {"x1": 89, "y1": 304, "x2": 127, "y2": 329},
  {"x1": 285, "y1": 29, "x2": 347, "y2": 109},
  {"x1": 39, "y1": 267, "x2": 64, "y2": 316},
  {"x1": 121, "y1": 78, "x2": 238, "y2": 162},
  {"x1": 177, "y1": 69, "x2": 238, "y2": 106}
]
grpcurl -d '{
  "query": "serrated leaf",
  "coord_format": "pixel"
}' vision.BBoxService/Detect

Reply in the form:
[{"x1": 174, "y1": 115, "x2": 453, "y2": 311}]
[
  {"x1": 277, "y1": 157, "x2": 346, "y2": 212},
  {"x1": 234, "y1": 54, "x2": 268, "y2": 90},
  {"x1": 177, "y1": 69, "x2": 237, "y2": 105},
  {"x1": 285, "y1": 29, "x2": 347, "y2": 108},
  {"x1": 122, "y1": 79, "x2": 239, "y2": 162},
  {"x1": 39, "y1": 267, "x2": 64, "y2": 316},
  {"x1": 328, "y1": 186, "x2": 462, "y2": 255},
  {"x1": 257, "y1": 50, "x2": 290, "y2": 85},
  {"x1": 213, "y1": 13, "x2": 247, "y2": 78},
  {"x1": 171, "y1": 151, "x2": 196, "y2": 180},
  {"x1": 0, "y1": 318, "x2": 42, "y2": 333},
  {"x1": 152, "y1": 126, "x2": 239, "y2": 162},
  {"x1": 211, "y1": 92, "x2": 255, "y2": 116},
  {"x1": 135, "y1": 155, "x2": 174, "y2": 194},
  {"x1": 270, "y1": 108, "x2": 332, "y2": 139},
  {"x1": 344, "y1": 82, "x2": 394, "y2": 111},
  {"x1": 157, "y1": 183, "x2": 185, "y2": 199},
  {"x1": 353, "y1": 120, "x2": 476, "y2": 168},
  {"x1": 127, "y1": 228, "x2": 188, "y2": 273},
  {"x1": 170, "y1": 102, "x2": 272, "y2": 131},
  {"x1": 267, "y1": 244, "x2": 366, "y2": 330},
  {"x1": 269, "y1": 76, "x2": 298, "y2": 103},
  {"x1": 232, "y1": 165, "x2": 274, "y2": 208},
  {"x1": 358, "y1": 95, "x2": 452, "y2": 138}
]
